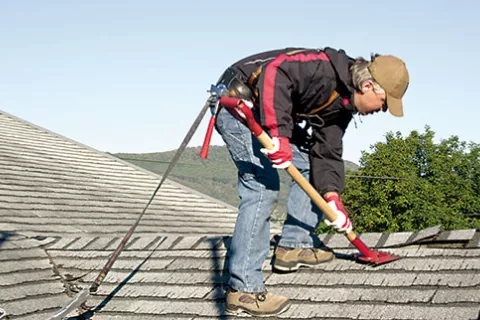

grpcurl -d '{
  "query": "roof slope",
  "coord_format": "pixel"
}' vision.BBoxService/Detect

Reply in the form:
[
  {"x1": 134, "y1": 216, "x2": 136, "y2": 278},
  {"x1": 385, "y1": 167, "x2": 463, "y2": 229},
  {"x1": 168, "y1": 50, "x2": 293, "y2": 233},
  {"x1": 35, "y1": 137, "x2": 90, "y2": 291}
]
[
  {"x1": 2, "y1": 230, "x2": 479, "y2": 320},
  {"x1": 0, "y1": 110, "x2": 240, "y2": 237},
  {"x1": 1, "y1": 110, "x2": 479, "y2": 320}
]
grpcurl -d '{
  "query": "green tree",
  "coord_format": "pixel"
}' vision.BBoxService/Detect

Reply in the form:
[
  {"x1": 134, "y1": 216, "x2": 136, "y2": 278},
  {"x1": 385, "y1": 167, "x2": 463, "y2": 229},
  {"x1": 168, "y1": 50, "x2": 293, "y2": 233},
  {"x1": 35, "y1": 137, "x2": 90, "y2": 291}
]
[{"x1": 325, "y1": 126, "x2": 480, "y2": 233}]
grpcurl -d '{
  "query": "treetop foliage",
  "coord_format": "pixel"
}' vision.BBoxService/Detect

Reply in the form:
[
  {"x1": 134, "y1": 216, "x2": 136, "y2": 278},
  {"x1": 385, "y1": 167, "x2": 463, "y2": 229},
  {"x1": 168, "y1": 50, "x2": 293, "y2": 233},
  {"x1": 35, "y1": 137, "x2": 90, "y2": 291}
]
[{"x1": 331, "y1": 126, "x2": 480, "y2": 233}]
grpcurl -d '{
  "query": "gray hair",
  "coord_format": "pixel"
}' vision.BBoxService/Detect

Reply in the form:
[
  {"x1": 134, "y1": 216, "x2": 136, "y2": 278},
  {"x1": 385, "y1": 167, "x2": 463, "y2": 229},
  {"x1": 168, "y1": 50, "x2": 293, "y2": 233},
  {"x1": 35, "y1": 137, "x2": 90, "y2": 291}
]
[{"x1": 350, "y1": 57, "x2": 385, "y2": 93}]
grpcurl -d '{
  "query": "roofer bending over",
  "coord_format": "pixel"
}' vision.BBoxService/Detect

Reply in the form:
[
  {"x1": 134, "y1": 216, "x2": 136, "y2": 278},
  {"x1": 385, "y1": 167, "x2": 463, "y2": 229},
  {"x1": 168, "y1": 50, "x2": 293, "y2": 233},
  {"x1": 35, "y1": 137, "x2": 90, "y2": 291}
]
[{"x1": 207, "y1": 47, "x2": 409, "y2": 317}]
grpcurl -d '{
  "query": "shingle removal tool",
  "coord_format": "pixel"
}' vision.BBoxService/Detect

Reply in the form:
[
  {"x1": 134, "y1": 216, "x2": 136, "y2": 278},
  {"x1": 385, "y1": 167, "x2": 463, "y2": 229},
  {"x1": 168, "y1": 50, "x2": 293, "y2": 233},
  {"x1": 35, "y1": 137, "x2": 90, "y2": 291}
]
[{"x1": 219, "y1": 96, "x2": 400, "y2": 266}]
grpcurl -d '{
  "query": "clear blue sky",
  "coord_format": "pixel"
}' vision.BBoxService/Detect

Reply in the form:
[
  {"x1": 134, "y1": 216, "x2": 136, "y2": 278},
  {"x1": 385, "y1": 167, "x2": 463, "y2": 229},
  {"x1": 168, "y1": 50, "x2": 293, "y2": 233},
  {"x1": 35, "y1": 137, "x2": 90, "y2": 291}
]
[{"x1": 0, "y1": 0, "x2": 478, "y2": 163}]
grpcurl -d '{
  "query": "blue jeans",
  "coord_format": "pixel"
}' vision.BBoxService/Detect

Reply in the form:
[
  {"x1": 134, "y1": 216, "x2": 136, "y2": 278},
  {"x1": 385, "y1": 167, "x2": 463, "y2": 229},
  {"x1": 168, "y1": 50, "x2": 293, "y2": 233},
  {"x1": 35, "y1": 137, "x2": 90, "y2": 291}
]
[{"x1": 215, "y1": 107, "x2": 323, "y2": 293}]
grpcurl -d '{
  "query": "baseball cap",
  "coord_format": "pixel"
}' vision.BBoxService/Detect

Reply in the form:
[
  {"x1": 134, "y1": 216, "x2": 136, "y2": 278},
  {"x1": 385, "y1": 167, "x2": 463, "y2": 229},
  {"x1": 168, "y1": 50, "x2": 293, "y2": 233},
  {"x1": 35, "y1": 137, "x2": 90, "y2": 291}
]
[{"x1": 368, "y1": 55, "x2": 409, "y2": 117}]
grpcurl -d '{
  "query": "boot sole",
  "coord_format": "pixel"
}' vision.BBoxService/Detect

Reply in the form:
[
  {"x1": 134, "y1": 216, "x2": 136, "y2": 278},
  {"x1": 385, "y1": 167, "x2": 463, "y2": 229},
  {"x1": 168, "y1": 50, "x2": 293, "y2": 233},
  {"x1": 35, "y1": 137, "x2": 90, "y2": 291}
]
[
  {"x1": 273, "y1": 255, "x2": 335, "y2": 272},
  {"x1": 225, "y1": 301, "x2": 291, "y2": 318}
]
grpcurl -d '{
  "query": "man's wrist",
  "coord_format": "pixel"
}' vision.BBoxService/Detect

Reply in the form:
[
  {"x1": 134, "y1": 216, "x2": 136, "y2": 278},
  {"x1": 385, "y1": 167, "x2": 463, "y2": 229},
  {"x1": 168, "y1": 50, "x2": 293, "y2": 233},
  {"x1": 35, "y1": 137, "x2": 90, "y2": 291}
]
[{"x1": 324, "y1": 192, "x2": 339, "y2": 200}]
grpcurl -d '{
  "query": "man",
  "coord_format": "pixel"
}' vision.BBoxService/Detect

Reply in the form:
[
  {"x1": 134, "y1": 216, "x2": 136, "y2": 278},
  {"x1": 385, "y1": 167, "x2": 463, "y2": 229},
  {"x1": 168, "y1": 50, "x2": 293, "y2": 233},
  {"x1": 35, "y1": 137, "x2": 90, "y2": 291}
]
[{"x1": 210, "y1": 47, "x2": 409, "y2": 317}]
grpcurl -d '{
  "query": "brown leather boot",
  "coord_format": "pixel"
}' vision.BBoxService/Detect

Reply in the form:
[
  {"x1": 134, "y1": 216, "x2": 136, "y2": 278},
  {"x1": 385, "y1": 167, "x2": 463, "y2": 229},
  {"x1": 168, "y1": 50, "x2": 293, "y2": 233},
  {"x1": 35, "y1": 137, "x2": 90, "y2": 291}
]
[
  {"x1": 273, "y1": 246, "x2": 334, "y2": 272},
  {"x1": 225, "y1": 290, "x2": 290, "y2": 317}
]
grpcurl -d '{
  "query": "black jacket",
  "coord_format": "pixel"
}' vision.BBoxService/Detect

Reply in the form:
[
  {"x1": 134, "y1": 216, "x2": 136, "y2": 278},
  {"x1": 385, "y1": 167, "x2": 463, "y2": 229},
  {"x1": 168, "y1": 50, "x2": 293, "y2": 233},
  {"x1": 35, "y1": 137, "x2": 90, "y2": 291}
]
[
  {"x1": 231, "y1": 48, "x2": 356, "y2": 195},
  {"x1": 230, "y1": 48, "x2": 304, "y2": 82}
]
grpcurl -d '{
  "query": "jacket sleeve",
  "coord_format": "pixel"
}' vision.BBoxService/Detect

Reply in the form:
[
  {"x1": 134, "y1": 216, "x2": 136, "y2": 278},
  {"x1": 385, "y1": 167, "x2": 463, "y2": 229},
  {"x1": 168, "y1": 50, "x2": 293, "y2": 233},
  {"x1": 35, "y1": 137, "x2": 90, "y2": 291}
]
[
  {"x1": 309, "y1": 122, "x2": 348, "y2": 195},
  {"x1": 257, "y1": 51, "x2": 328, "y2": 138}
]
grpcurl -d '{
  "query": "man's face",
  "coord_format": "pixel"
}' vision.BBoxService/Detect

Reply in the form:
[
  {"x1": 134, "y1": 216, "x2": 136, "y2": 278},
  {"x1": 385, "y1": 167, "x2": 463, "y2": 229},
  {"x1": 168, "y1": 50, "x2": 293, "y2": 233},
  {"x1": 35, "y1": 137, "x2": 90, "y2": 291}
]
[{"x1": 354, "y1": 81, "x2": 387, "y2": 116}]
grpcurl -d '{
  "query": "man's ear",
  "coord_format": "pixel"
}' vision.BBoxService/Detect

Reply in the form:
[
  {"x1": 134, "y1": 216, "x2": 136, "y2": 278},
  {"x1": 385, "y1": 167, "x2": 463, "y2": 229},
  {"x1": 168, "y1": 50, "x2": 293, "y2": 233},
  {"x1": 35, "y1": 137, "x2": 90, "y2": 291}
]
[{"x1": 361, "y1": 80, "x2": 374, "y2": 93}]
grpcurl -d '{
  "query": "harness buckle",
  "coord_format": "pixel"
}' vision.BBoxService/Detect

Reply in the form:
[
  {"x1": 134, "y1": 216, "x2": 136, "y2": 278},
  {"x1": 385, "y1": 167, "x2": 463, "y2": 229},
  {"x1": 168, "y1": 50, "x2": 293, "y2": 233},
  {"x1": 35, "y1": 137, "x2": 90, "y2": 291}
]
[{"x1": 207, "y1": 83, "x2": 228, "y2": 116}]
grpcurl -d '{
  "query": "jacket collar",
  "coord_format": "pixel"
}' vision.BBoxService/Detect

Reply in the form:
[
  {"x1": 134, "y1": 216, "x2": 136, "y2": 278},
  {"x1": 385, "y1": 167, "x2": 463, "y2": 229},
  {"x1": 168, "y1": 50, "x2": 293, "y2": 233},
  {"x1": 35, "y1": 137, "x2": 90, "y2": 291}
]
[{"x1": 324, "y1": 47, "x2": 357, "y2": 114}]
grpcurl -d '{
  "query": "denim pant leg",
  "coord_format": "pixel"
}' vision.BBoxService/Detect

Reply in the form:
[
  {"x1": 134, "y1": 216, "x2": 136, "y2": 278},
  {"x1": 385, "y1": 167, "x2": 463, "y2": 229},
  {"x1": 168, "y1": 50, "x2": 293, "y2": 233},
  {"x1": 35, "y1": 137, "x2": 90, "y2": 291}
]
[
  {"x1": 278, "y1": 143, "x2": 323, "y2": 248},
  {"x1": 215, "y1": 108, "x2": 279, "y2": 293}
]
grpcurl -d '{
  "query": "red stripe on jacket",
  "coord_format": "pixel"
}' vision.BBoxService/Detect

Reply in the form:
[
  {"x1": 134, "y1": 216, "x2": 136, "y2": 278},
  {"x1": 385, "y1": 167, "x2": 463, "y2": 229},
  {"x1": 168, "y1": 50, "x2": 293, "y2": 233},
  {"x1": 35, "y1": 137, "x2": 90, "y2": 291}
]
[{"x1": 262, "y1": 51, "x2": 330, "y2": 137}]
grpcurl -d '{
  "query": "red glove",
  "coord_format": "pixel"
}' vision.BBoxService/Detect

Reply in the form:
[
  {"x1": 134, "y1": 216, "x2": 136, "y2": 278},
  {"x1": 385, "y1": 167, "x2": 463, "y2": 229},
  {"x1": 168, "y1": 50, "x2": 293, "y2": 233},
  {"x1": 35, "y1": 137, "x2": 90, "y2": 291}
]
[
  {"x1": 260, "y1": 136, "x2": 292, "y2": 169},
  {"x1": 324, "y1": 195, "x2": 353, "y2": 233}
]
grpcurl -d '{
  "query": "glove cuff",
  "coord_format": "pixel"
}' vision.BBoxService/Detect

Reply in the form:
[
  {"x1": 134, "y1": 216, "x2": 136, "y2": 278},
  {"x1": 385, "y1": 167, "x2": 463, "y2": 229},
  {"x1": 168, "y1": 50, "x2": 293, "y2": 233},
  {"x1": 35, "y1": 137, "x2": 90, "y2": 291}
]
[
  {"x1": 326, "y1": 195, "x2": 340, "y2": 202},
  {"x1": 326, "y1": 195, "x2": 347, "y2": 214}
]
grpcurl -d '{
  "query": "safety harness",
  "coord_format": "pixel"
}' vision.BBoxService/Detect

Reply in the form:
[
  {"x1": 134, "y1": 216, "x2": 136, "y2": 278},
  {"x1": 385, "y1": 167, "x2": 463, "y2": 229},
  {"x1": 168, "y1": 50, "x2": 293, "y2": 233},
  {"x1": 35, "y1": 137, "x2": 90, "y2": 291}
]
[{"x1": 200, "y1": 58, "x2": 342, "y2": 159}]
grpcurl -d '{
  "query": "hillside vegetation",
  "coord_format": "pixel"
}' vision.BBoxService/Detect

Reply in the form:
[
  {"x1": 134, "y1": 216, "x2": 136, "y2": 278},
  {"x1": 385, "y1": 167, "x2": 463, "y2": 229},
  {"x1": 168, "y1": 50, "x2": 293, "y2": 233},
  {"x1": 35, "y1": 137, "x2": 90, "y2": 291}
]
[
  {"x1": 113, "y1": 145, "x2": 359, "y2": 222},
  {"x1": 114, "y1": 126, "x2": 480, "y2": 232}
]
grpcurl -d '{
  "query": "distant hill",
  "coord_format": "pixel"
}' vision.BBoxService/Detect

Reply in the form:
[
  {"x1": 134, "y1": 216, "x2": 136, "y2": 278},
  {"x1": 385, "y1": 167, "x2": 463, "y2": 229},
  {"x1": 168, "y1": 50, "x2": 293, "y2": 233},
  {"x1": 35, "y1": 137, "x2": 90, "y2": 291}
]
[{"x1": 113, "y1": 145, "x2": 359, "y2": 222}]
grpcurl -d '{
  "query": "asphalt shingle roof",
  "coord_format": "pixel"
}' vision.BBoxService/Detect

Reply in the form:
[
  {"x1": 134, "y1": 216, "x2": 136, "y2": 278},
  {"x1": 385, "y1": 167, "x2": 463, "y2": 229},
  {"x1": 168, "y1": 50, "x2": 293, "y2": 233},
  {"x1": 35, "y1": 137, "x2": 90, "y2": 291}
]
[
  {"x1": 0, "y1": 110, "x2": 240, "y2": 237},
  {"x1": 1, "y1": 110, "x2": 479, "y2": 320}
]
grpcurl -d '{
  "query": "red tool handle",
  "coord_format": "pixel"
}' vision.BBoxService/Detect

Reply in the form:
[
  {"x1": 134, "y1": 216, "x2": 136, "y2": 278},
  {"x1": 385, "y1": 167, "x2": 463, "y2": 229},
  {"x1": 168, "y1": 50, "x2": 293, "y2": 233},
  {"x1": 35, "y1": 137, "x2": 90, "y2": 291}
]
[
  {"x1": 219, "y1": 97, "x2": 263, "y2": 136},
  {"x1": 218, "y1": 96, "x2": 241, "y2": 108},
  {"x1": 200, "y1": 115, "x2": 216, "y2": 159}
]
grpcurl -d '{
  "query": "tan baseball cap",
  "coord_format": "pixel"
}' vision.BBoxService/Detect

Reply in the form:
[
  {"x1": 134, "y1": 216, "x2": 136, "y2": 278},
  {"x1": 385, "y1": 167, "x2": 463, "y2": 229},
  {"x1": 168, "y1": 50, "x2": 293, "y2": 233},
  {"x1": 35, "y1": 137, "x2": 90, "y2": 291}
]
[{"x1": 368, "y1": 55, "x2": 409, "y2": 117}]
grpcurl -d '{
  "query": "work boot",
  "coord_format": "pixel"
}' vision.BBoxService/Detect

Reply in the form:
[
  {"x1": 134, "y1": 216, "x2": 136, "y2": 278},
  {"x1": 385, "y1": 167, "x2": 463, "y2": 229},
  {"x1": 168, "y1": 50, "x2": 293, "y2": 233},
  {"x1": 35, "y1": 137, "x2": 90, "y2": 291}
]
[
  {"x1": 273, "y1": 246, "x2": 334, "y2": 272},
  {"x1": 225, "y1": 290, "x2": 290, "y2": 317}
]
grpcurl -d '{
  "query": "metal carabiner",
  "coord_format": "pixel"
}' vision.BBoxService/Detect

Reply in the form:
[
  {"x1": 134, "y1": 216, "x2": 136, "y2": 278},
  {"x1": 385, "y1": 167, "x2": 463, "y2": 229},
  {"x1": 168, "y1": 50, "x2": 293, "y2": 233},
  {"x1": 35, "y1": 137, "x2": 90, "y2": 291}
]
[{"x1": 207, "y1": 83, "x2": 228, "y2": 116}]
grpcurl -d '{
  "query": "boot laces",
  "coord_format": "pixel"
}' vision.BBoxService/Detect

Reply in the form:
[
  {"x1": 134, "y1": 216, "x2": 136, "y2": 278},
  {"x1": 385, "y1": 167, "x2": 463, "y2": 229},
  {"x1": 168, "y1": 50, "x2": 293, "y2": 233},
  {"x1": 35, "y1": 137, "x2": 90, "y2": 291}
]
[{"x1": 255, "y1": 291, "x2": 267, "y2": 308}]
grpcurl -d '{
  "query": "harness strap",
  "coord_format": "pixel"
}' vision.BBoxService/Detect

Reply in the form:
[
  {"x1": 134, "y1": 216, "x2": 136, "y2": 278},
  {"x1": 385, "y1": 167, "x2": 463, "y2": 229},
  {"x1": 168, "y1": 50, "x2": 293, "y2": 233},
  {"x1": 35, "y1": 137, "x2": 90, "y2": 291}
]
[
  {"x1": 307, "y1": 90, "x2": 339, "y2": 115},
  {"x1": 248, "y1": 66, "x2": 262, "y2": 87},
  {"x1": 295, "y1": 90, "x2": 339, "y2": 128}
]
